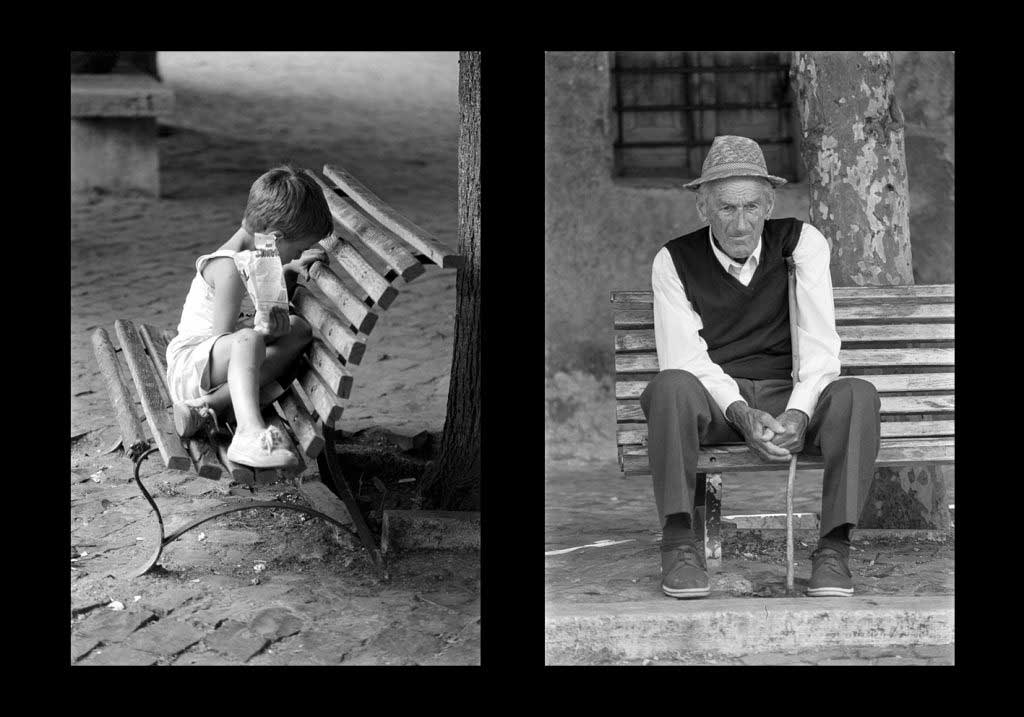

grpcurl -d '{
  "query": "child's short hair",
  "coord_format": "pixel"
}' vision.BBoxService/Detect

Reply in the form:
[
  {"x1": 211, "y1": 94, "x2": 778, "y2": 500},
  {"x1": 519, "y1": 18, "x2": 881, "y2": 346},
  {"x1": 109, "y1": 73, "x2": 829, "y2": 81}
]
[{"x1": 242, "y1": 165, "x2": 333, "y2": 240}]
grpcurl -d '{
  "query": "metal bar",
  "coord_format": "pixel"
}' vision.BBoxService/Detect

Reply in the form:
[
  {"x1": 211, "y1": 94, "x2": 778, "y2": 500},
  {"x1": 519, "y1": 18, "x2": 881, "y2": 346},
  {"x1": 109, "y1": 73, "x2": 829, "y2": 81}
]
[
  {"x1": 616, "y1": 138, "x2": 794, "y2": 149},
  {"x1": 614, "y1": 102, "x2": 793, "y2": 112},
  {"x1": 612, "y1": 64, "x2": 790, "y2": 75}
]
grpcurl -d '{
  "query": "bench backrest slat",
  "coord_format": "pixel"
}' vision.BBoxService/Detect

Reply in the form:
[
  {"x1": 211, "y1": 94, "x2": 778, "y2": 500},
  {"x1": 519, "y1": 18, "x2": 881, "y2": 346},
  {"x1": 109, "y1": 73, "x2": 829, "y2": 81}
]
[
  {"x1": 322, "y1": 235, "x2": 399, "y2": 310},
  {"x1": 291, "y1": 287, "x2": 366, "y2": 365}
]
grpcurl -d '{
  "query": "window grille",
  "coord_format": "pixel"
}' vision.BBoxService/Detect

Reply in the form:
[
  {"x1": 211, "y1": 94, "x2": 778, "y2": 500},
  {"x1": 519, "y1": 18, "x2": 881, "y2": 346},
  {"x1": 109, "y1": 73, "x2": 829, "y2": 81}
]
[{"x1": 612, "y1": 51, "x2": 801, "y2": 181}]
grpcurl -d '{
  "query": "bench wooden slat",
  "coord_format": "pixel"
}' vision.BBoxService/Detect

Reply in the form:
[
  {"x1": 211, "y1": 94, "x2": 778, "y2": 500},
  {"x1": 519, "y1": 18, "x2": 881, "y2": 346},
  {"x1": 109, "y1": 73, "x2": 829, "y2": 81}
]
[
  {"x1": 113, "y1": 320, "x2": 192, "y2": 471},
  {"x1": 322, "y1": 235, "x2": 399, "y2": 309},
  {"x1": 615, "y1": 348, "x2": 954, "y2": 374},
  {"x1": 610, "y1": 285, "x2": 955, "y2": 306},
  {"x1": 91, "y1": 328, "x2": 148, "y2": 452},
  {"x1": 617, "y1": 419, "x2": 955, "y2": 448},
  {"x1": 615, "y1": 372, "x2": 955, "y2": 400},
  {"x1": 307, "y1": 170, "x2": 425, "y2": 282},
  {"x1": 298, "y1": 361, "x2": 344, "y2": 427},
  {"x1": 620, "y1": 437, "x2": 954, "y2": 474},
  {"x1": 615, "y1": 325, "x2": 952, "y2": 353},
  {"x1": 323, "y1": 164, "x2": 464, "y2": 269},
  {"x1": 291, "y1": 286, "x2": 366, "y2": 365},
  {"x1": 614, "y1": 304, "x2": 953, "y2": 330},
  {"x1": 138, "y1": 324, "x2": 173, "y2": 409},
  {"x1": 308, "y1": 263, "x2": 378, "y2": 335},
  {"x1": 276, "y1": 384, "x2": 325, "y2": 459},
  {"x1": 215, "y1": 440, "x2": 257, "y2": 486},
  {"x1": 306, "y1": 338, "x2": 354, "y2": 398},
  {"x1": 615, "y1": 393, "x2": 953, "y2": 422}
]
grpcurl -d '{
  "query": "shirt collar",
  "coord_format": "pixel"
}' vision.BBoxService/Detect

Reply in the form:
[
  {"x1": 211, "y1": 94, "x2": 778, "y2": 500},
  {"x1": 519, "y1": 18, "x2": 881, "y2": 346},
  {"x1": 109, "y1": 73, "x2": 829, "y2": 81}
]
[{"x1": 708, "y1": 227, "x2": 762, "y2": 271}]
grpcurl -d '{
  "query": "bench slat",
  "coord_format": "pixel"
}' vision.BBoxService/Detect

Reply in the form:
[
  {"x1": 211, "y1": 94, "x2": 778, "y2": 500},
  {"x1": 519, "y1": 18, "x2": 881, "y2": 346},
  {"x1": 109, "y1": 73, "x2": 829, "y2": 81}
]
[
  {"x1": 617, "y1": 419, "x2": 955, "y2": 447},
  {"x1": 306, "y1": 338, "x2": 354, "y2": 398},
  {"x1": 276, "y1": 384, "x2": 325, "y2": 459},
  {"x1": 616, "y1": 324, "x2": 952, "y2": 353},
  {"x1": 291, "y1": 286, "x2": 366, "y2": 365},
  {"x1": 114, "y1": 320, "x2": 192, "y2": 471},
  {"x1": 615, "y1": 372, "x2": 954, "y2": 400},
  {"x1": 611, "y1": 285, "x2": 954, "y2": 306},
  {"x1": 614, "y1": 304, "x2": 953, "y2": 330},
  {"x1": 308, "y1": 263, "x2": 378, "y2": 335},
  {"x1": 322, "y1": 235, "x2": 399, "y2": 309},
  {"x1": 323, "y1": 164, "x2": 464, "y2": 269},
  {"x1": 615, "y1": 393, "x2": 953, "y2": 422},
  {"x1": 91, "y1": 328, "x2": 148, "y2": 452},
  {"x1": 298, "y1": 360, "x2": 344, "y2": 427},
  {"x1": 620, "y1": 437, "x2": 954, "y2": 474},
  {"x1": 307, "y1": 170, "x2": 425, "y2": 282},
  {"x1": 615, "y1": 348, "x2": 954, "y2": 374}
]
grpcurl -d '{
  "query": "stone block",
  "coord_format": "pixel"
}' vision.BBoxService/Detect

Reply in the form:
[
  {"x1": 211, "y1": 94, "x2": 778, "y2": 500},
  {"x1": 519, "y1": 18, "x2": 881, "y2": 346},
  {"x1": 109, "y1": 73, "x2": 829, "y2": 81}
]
[
  {"x1": 141, "y1": 587, "x2": 199, "y2": 617},
  {"x1": 125, "y1": 620, "x2": 204, "y2": 657},
  {"x1": 77, "y1": 608, "x2": 155, "y2": 643},
  {"x1": 248, "y1": 608, "x2": 304, "y2": 641},
  {"x1": 70, "y1": 74, "x2": 174, "y2": 118},
  {"x1": 78, "y1": 646, "x2": 159, "y2": 666},
  {"x1": 71, "y1": 117, "x2": 160, "y2": 196},
  {"x1": 71, "y1": 635, "x2": 101, "y2": 663},
  {"x1": 381, "y1": 510, "x2": 480, "y2": 553},
  {"x1": 205, "y1": 620, "x2": 269, "y2": 662}
]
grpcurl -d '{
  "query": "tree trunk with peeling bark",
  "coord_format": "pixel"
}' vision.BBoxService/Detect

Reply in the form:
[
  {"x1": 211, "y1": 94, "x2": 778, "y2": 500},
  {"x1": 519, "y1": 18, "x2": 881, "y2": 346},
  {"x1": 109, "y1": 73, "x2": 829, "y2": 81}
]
[
  {"x1": 418, "y1": 51, "x2": 481, "y2": 511},
  {"x1": 793, "y1": 51, "x2": 914, "y2": 287},
  {"x1": 793, "y1": 51, "x2": 949, "y2": 529}
]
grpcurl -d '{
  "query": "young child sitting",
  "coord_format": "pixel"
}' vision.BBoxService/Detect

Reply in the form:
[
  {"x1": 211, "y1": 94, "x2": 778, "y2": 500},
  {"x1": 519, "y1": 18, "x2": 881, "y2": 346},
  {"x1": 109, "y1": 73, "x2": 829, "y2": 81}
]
[{"x1": 166, "y1": 165, "x2": 332, "y2": 468}]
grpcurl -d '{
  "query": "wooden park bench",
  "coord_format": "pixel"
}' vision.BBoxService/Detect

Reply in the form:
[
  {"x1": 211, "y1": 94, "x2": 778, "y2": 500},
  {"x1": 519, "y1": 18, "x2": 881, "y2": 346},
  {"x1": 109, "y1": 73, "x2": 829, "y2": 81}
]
[
  {"x1": 71, "y1": 73, "x2": 175, "y2": 197},
  {"x1": 611, "y1": 283, "x2": 955, "y2": 569},
  {"x1": 92, "y1": 164, "x2": 463, "y2": 577}
]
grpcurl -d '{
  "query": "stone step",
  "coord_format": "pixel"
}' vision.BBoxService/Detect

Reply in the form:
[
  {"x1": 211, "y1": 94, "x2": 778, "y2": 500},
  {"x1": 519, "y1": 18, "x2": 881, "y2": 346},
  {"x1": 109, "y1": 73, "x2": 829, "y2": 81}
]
[{"x1": 545, "y1": 594, "x2": 953, "y2": 664}]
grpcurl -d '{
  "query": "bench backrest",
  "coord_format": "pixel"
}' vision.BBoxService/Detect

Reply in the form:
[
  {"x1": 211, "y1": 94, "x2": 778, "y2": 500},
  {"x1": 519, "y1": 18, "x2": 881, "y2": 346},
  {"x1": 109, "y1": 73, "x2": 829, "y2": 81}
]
[
  {"x1": 92, "y1": 164, "x2": 462, "y2": 483},
  {"x1": 611, "y1": 284, "x2": 955, "y2": 476}
]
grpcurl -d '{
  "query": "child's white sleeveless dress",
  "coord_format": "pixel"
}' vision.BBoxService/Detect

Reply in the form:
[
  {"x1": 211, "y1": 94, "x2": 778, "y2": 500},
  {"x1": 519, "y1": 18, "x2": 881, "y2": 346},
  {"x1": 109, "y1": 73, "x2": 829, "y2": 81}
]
[{"x1": 165, "y1": 249, "x2": 255, "y2": 404}]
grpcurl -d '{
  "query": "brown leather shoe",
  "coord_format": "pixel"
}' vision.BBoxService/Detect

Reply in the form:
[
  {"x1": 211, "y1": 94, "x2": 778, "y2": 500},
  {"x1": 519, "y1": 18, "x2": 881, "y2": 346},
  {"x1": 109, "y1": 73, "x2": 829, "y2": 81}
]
[{"x1": 661, "y1": 543, "x2": 710, "y2": 598}]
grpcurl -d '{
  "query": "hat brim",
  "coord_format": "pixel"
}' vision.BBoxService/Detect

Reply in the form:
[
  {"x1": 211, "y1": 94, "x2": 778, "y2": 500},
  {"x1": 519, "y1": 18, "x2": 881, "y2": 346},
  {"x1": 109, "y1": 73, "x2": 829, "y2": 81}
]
[{"x1": 683, "y1": 171, "x2": 788, "y2": 191}]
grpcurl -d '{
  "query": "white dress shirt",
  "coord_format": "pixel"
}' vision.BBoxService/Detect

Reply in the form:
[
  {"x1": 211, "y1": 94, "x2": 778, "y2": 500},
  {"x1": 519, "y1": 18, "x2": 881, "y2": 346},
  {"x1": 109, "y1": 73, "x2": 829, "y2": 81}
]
[{"x1": 651, "y1": 223, "x2": 841, "y2": 419}]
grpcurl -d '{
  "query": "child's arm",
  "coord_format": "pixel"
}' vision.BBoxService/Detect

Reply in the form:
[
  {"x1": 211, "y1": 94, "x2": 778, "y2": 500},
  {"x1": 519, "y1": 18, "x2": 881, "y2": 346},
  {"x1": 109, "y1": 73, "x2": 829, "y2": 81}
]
[
  {"x1": 204, "y1": 257, "x2": 248, "y2": 335},
  {"x1": 283, "y1": 245, "x2": 330, "y2": 300}
]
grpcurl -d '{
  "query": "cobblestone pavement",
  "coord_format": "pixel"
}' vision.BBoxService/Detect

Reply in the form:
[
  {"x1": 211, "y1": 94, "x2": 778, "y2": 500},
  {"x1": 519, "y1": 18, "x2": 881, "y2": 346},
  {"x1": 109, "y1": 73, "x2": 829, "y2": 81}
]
[{"x1": 71, "y1": 52, "x2": 477, "y2": 665}]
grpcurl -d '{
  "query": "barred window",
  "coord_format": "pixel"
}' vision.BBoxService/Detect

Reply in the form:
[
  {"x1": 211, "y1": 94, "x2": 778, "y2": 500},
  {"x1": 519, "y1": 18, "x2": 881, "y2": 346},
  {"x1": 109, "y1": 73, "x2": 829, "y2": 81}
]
[{"x1": 612, "y1": 51, "x2": 802, "y2": 181}]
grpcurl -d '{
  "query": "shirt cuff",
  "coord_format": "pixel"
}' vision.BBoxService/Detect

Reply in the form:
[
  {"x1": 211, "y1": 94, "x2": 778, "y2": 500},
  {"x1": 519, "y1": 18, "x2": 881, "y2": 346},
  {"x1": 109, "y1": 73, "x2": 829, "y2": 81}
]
[
  {"x1": 786, "y1": 382, "x2": 819, "y2": 420},
  {"x1": 711, "y1": 389, "x2": 747, "y2": 421}
]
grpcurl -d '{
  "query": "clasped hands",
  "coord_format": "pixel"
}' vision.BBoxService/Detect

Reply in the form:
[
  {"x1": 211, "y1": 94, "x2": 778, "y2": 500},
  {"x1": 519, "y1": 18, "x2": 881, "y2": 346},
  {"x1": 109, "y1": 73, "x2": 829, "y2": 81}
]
[{"x1": 726, "y1": 401, "x2": 808, "y2": 463}]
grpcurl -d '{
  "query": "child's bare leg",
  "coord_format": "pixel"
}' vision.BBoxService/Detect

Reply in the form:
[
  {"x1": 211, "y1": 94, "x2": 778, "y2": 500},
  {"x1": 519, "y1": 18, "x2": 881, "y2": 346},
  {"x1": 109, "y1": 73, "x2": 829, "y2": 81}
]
[{"x1": 200, "y1": 315, "x2": 313, "y2": 422}]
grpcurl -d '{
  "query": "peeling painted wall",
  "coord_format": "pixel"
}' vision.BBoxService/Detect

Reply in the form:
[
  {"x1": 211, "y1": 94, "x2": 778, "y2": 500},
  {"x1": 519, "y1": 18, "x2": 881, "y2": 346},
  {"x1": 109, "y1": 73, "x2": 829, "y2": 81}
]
[{"x1": 545, "y1": 50, "x2": 953, "y2": 376}]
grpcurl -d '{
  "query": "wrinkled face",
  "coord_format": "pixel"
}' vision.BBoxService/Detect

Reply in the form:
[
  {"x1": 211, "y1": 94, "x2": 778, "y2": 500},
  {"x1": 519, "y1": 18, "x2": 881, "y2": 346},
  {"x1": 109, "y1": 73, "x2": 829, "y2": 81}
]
[{"x1": 696, "y1": 177, "x2": 775, "y2": 259}]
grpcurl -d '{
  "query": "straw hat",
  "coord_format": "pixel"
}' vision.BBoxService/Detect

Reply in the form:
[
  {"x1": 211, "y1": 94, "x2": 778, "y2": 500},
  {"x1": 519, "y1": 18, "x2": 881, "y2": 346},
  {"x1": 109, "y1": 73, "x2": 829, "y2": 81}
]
[{"x1": 683, "y1": 135, "x2": 787, "y2": 191}]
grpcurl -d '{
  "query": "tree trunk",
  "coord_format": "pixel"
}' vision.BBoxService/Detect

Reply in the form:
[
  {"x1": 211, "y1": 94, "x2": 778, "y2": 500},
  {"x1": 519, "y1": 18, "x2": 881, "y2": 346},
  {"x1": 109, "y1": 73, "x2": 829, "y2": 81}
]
[
  {"x1": 793, "y1": 51, "x2": 914, "y2": 287},
  {"x1": 418, "y1": 51, "x2": 481, "y2": 510},
  {"x1": 793, "y1": 51, "x2": 949, "y2": 530}
]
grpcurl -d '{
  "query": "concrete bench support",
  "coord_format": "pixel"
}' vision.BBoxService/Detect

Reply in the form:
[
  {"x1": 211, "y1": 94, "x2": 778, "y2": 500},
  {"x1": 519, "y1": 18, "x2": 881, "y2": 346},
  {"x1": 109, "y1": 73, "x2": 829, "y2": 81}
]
[{"x1": 71, "y1": 74, "x2": 174, "y2": 197}]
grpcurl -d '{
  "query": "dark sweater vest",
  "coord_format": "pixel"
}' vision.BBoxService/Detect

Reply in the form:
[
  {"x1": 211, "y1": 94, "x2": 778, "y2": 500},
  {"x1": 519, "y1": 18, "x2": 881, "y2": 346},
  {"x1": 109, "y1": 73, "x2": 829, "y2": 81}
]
[{"x1": 663, "y1": 217, "x2": 802, "y2": 380}]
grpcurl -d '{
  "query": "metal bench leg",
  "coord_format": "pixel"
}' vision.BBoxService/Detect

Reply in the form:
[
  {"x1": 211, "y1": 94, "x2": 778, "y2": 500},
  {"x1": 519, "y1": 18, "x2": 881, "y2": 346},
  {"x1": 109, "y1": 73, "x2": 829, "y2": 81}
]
[
  {"x1": 695, "y1": 472, "x2": 723, "y2": 572},
  {"x1": 128, "y1": 447, "x2": 366, "y2": 579},
  {"x1": 317, "y1": 425, "x2": 385, "y2": 576}
]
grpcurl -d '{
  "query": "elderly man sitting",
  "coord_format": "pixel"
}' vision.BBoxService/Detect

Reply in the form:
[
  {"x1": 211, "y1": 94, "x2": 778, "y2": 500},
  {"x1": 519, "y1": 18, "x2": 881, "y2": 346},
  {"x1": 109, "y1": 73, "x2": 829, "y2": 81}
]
[{"x1": 643, "y1": 135, "x2": 881, "y2": 599}]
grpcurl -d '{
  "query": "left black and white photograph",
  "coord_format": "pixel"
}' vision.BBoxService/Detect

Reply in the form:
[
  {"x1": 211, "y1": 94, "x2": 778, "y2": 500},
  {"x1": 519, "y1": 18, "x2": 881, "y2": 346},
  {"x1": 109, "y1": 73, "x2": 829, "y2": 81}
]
[{"x1": 70, "y1": 50, "x2": 481, "y2": 666}]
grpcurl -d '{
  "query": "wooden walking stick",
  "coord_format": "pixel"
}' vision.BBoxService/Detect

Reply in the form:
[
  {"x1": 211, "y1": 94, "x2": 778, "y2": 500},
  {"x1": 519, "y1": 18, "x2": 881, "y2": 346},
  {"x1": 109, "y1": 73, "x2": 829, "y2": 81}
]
[{"x1": 785, "y1": 255, "x2": 799, "y2": 596}]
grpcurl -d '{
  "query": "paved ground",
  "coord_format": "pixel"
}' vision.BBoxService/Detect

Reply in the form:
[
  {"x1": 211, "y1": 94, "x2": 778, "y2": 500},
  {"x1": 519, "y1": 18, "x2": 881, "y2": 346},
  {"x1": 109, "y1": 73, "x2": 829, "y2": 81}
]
[
  {"x1": 70, "y1": 52, "x2": 478, "y2": 665},
  {"x1": 544, "y1": 463, "x2": 954, "y2": 665}
]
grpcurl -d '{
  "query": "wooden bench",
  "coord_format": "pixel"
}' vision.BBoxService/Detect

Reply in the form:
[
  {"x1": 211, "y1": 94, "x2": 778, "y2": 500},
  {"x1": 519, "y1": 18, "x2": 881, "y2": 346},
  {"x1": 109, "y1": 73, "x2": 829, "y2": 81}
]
[
  {"x1": 71, "y1": 73, "x2": 174, "y2": 197},
  {"x1": 92, "y1": 164, "x2": 463, "y2": 577},
  {"x1": 611, "y1": 284, "x2": 955, "y2": 568}
]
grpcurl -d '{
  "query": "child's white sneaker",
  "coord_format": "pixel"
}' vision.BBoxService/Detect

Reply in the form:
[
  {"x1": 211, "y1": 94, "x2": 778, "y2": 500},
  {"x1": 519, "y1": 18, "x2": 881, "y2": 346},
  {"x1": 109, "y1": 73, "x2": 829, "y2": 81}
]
[{"x1": 226, "y1": 425, "x2": 297, "y2": 469}]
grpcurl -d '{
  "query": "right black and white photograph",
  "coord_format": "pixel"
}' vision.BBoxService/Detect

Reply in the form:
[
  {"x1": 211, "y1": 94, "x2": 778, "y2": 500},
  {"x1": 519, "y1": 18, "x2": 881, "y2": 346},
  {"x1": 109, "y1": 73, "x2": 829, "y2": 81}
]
[{"x1": 545, "y1": 51, "x2": 954, "y2": 665}]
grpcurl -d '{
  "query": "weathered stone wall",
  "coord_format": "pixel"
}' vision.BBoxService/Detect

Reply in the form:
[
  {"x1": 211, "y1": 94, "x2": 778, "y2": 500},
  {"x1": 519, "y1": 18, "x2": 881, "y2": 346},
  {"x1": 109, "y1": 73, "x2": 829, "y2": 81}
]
[{"x1": 545, "y1": 50, "x2": 954, "y2": 377}]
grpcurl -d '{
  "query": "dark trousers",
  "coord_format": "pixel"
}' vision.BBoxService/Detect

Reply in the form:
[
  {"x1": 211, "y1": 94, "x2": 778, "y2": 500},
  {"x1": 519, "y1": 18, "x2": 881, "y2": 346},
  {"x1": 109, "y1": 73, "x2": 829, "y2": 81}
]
[{"x1": 639, "y1": 370, "x2": 881, "y2": 538}]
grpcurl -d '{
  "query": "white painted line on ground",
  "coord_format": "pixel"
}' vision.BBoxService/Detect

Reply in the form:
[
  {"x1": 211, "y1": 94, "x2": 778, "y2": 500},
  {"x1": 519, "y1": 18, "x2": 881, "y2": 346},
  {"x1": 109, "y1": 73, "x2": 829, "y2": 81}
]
[{"x1": 545, "y1": 539, "x2": 636, "y2": 556}]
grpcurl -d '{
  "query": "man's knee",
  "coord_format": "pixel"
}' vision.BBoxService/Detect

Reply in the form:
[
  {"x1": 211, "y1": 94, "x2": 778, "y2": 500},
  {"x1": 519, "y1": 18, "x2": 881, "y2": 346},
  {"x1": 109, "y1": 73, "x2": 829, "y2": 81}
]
[
  {"x1": 826, "y1": 377, "x2": 880, "y2": 414},
  {"x1": 641, "y1": 369, "x2": 704, "y2": 409}
]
